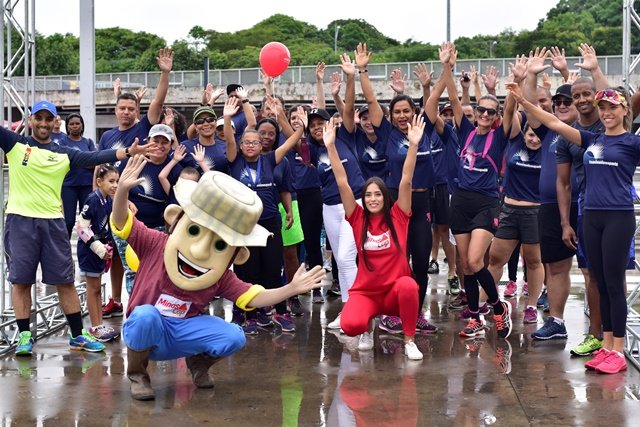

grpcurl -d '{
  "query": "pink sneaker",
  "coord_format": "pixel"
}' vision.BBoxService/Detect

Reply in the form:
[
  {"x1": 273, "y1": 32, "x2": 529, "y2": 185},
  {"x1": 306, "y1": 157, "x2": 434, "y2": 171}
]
[
  {"x1": 595, "y1": 351, "x2": 627, "y2": 374},
  {"x1": 584, "y1": 348, "x2": 610, "y2": 370},
  {"x1": 522, "y1": 282, "x2": 529, "y2": 296},
  {"x1": 503, "y1": 281, "x2": 517, "y2": 298},
  {"x1": 523, "y1": 307, "x2": 538, "y2": 324}
]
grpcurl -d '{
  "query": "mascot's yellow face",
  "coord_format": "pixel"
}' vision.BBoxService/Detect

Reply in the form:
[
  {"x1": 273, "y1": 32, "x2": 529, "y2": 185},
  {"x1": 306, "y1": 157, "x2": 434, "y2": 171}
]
[{"x1": 163, "y1": 206, "x2": 249, "y2": 291}]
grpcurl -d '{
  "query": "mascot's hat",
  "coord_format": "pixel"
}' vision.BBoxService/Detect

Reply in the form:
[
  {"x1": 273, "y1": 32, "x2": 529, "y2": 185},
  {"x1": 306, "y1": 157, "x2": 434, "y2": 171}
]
[{"x1": 174, "y1": 172, "x2": 270, "y2": 247}]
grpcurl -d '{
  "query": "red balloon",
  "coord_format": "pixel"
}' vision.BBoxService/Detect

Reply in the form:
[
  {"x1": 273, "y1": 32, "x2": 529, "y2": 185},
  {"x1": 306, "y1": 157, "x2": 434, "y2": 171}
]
[{"x1": 259, "y1": 42, "x2": 291, "y2": 77}]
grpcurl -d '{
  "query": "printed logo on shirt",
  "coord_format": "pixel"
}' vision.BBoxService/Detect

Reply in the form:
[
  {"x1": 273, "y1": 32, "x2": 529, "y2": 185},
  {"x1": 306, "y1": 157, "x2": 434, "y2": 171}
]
[
  {"x1": 513, "y1": 149, "x2": 541, "y2": 169},
  {"x1": 586, "y1": 143, "x2": 618, "y2": 166},
  {"x1": 462, "y1": 148, "x2": 489, "y2": 173},
  {"x1": 154, "y1": 293, "x2": 192, "y2": 318},
  {"x1": 112, "y1": 140, "x2": 126, "y2": 150},
  {"x1": 363, "y1": 230, "x2": 390, "y2": 251},
  {"x1": 399, "y1": 138, "x2": 431, "y2": 156},
  {"x1": 205, "y1": 155, "x2": 215, "y2": 170},
  {"x1": 319, "y1": 152, "x2": 347, "y2": 172}
]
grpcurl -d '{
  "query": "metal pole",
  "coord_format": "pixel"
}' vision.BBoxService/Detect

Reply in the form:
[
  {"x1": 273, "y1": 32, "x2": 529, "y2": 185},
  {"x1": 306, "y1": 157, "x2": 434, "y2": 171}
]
[
  {"x1": 204, "y1": 56, "x2": 209, "y2": 88},
  {"x1": 447, "y1": 0, "x2": 451, "y2": 42},
  {"x1": 334, "y1": 24, "x2": 340, "y2": 53},
  {"x1": 623, "y1": 0, "x2": 631, "y2": 91},
  {"x1": 79, "y1": 0, "x2": 96, "y2": 144}
]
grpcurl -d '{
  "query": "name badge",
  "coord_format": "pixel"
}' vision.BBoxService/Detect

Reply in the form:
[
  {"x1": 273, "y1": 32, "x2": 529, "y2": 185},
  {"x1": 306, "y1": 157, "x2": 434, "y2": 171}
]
[{"x1": 154, "y1": 293, "x2": 192, "y2": 318}]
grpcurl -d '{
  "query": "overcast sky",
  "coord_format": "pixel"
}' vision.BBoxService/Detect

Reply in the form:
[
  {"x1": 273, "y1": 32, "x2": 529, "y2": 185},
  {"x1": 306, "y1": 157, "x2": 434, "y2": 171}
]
[{"x1": 25, "y1": 0, "x2": 561, "y2": 46}]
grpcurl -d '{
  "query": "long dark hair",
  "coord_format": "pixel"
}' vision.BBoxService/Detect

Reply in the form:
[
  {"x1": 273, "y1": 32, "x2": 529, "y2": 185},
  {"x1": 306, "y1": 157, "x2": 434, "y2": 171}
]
[{"x1": 359, "y1": 177, "x2": 405, "y2": 271}]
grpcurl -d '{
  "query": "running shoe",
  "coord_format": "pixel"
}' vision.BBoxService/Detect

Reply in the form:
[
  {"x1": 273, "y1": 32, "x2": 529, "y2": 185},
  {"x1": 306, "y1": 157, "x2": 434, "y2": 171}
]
[
  {"x1": 571, "y1": 334, "x2": 603, "y2": 356},
  {"x1": 379, "y1": 315, "x2": 403, "y2": 334},
  {"x1": 327, "y1": 312, "x2": 342, "y2": 330},
  {"x1": 312, "y1": 289, "x2": 325, "y2": 304},
  {"x1": 585, "y1": 348, "x2": 611, "y2": 370},
  {"x1": 522, "y1": 282, "x2": 529, "y2": 296},
  {"x1": 595, "y1": 351, "x2": 627, "y2": 374},
  {"x1": 273, "y1": 313, "x2": 296, "y2": 333},
  {"x1": 448, "y1": 292, "x2": 468, "y2": 311},
  {"x1": 536, "y1": 289, "x2": 548, "y2": 309},
  {"x1": 458, "y1": 303, "x2": 490, "y2": 320},
  {"x1": 503, "y1": 280, "x2": 517, "y2": 298},
  {"x1": 404, "y1": 341, "x2": 423, "y2": 360},
  {"x1": 89, "y1": 325, "x2": 120, "y2": 342},
  {"x1": 531, "y1": 317, "x2": 568, "y2": 340},
  {"x1": 494, "y1": 301, "x2": 512, "y2": 339},
  {"x1": 327, "y1": 281, "x2": 341, "y2": 297},
  {"x1": 289, "y1": 297, "x2": 304, "y2": 316},
  {"x1": 256, "y1": 309, "x2": 273, "y2": 327},
  {"x1": 380, "y1": 336, "x2": 403, "y2": 355},
  {"x1": 427, "y1": 260, "x2": 439, "y2": 274},
  {"x1": 69, "y1": 329, "x2": 106, "y2": 352},
  {"x1": 102, "y1": 297, "x2": 124, "y2": 318},
  {"x1": 416, "y1": 315, "x2": 438, "y2": 334},
  {"x1": 242, "y1": 319, "x2": 258, "y2": 335},
  {"x1": 448, "y1": 276, "x2": 461, "y2": 295},
  {"x1": 523, "y1": 307, "x2": 538, "y2": 324},
  {"x1": 15, "y1": 331, "x2": 34, "y2": 357},
  {"x1": 358, "y1": 332, "x2": 374, "y2": 351},
  {"x1": 459, "y1": 319, "x2": 486, "y2": 337}
]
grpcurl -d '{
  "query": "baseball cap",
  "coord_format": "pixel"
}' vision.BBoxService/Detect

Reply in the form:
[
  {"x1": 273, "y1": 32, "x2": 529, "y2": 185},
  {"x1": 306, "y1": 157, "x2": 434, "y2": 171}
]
[
  {"x1": 594, "y1": 88, "x2": 629, "y2": 107},
  {"x1": 216, "y1": 118, "x2": 235, "y2": 128},
  {"x1": 193, "y1": 106, "x2": 217, "y2": 121},
  {"x1": 358, "y1": 105, "x2": 369, "y2": 118},
  {"x1": 308, "y1": 108, "x2": 331, "y2": 122},
  {"x1": 439, "y1": 103, "x2": 453, "y2": 114},
  {"x1": 32, "y1": 100, "x2": 57, "y2": 117},
  {"x1": 226, "y1": 84, "x2": 242, "y2": 95},
  {"x1": 148, "y1": 124, "x2": 175, "y2": 141},
  {"x1": 552, "y1": 84, "x2": 572, "y2": 101}
]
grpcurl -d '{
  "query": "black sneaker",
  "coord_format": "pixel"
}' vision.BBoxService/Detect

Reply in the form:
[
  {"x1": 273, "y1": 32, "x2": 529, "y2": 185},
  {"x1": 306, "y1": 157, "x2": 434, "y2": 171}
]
[
  {"x1": 312, "y1": 289, "x2": 325, "y2": 304},
  {"x1": 427, "y1": 260, "x2": 439, "y2": 274},
  {"x1": 289, "y1": 297, "x2": 304, "y2": 316},
  {"x1": 327, "y1": 280, "x2": 341, "y2": 297},
  {"x1": 256, "y1": 309, "x2": 273, "y2": 327}
]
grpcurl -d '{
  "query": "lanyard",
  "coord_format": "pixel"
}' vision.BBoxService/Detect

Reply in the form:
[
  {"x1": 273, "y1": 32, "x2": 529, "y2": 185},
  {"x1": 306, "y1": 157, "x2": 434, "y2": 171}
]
[{"x1": 244, "y1": 156, "x2": 262, "y2": 188}]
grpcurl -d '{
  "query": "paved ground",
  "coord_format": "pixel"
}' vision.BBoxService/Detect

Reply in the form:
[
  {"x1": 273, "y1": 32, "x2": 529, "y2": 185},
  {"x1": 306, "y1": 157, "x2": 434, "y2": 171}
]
[{"x1": 1, "y1": 267, "x2": 640, "y2": 426}]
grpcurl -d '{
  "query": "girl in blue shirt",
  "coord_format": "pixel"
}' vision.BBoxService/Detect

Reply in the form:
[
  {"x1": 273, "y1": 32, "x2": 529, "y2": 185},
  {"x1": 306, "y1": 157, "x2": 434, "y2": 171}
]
[{"x1": 507, "y1": 83, "x2": 637, "y2": 375}]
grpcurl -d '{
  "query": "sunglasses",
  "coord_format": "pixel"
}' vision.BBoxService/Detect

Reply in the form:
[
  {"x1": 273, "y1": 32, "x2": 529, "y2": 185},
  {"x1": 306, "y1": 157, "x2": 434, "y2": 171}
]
[
  {"x1": 194, "y1": 116, "x2": 216, "y2": 126},
  {"x1": 476, "y1": 106, "x2": 497, "y2": 116},
  {"x1": 553, "y1": 98, "x2": 573, "y2": 107}
]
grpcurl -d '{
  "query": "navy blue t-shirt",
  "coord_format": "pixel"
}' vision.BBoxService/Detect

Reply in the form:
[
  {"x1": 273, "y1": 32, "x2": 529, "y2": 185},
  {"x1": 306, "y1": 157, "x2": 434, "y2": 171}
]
[
  {"x1": 274, "y1": 156, "x2": 297, "y2": 200},
  {"x1": 581, "y1": 131, "x2": 640, "y2": 210},
  {"x1": 292, "y1": 137, "x2": 321, "y2": 190},
  {"x1": 456, "y1": 116, "x2": 508, "y2": 198},
  {"x1": 533, "y1": 125, "x2": 578, "y2": 204},
  {"x1": 79, "y1": 189, "x2": 112, "y2": 241},
  {"x1": 231, "y1": 111, "x2": 248, "y2": 143},
  {"x1": 503, "y1": 133, "x2": 542, "y2": 203},
  {"x1": 180, "y1": 138, "x2": 230, "y2": 174},
  {"x1": 352, "y1": 127, "x2": 388, "y2": 181},
  {"x1": 59, "y1": 136, "x2": 96, "y2": 187},
  {"x1": 115, "y1": 157, "x2": 182, "y2": 228},
  {"x1": 313, "y1": 126, "x2": 365, "y2": 205},
  {"x1": 556, "y1": 119, "x2": 605, "y2": 212},
  {"x1": 373, "y1": 117, "x2": 434, "y2": 190},
  {"x1": 50, "y1": 131, "x2": 67, "y2": 145},
  {"x1": 229, "y1": 150, "x2": 279, "y2": 220},
  {"x1": 99, "y1": 115, "x2": 152, "y2": 150}
]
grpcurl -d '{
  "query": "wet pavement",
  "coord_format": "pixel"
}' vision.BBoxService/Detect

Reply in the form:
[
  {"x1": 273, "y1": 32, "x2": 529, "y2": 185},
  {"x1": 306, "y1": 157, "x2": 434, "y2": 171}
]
[{"x1": 1, "y1": 272, "x2": 640, "y2": 426}]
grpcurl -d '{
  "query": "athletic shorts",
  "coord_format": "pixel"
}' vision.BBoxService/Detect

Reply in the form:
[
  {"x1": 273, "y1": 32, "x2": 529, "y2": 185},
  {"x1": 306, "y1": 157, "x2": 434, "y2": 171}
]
[
  {"x1": 5, "y1": 214, "x2": 75, "y2": 285},
  {"x1": 538, "y1": 203, "x2": 577, "y2": 264},
  {"x1": 577, "y1": 213, "x2": 636, "y2": 270},
  {"x1": 279, "y1": 200, "x2": 304, "y2": 247},
  {"x1": 78, "y1": 241, "x2": 107, "y2": 276},
  {"x1": 449, "y1": 188, "x2": 500, "y2": 235},
  {"x1": 494, "y1": 204, "x2": 540, "y2": 244},
  {"x1": 430, "y1": 183, "x2": 451, "y2": 225}
]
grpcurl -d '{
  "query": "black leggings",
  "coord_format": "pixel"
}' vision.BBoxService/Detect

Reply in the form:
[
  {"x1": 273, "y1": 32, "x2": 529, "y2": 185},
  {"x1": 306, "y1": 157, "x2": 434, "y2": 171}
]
[
  {"x1": 234, "y1": 216, "x2": 286, "y2": 315},
  {"x1": 583, "y1": 210, "x2": 635, "y2": 337},
  {"x1": 297, "y1": 188, "x2": 324, "y2": 269}
]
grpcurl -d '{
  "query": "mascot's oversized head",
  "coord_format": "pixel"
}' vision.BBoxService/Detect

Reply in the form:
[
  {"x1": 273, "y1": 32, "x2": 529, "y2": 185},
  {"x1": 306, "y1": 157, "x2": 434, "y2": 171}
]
[{"x1": 162, "y1": 171, "x2": 270, "y2": 291}]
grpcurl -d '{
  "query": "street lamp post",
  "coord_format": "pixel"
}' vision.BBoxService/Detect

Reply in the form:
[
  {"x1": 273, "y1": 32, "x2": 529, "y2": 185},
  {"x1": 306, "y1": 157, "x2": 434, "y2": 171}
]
[
  {"x1": 334, "y1": 24, "x2": 341, "y2": 52},
  {"x1": 489, "y1": 40, "x2": 497, "y2": 58}
]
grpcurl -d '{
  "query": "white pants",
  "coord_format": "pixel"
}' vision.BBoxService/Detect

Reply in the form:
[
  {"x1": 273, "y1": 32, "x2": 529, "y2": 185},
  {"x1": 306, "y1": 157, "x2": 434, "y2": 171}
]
[{"x1": 323, "y1": 201, "x2": 360, "y2": 302}]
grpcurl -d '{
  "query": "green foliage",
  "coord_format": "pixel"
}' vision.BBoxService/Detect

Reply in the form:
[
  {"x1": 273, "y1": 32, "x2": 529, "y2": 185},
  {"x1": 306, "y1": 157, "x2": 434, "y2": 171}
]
[{"x1": 30, "y1": 2, "x2": 632, "y2": 75}]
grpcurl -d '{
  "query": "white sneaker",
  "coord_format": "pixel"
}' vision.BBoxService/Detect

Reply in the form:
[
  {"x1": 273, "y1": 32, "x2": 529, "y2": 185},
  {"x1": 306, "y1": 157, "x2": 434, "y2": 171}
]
[
  {"x1": 404, "y1": 341, "x2": 423, "y2": 360},
  {"x1": 327, "y1": 312, "x2": 342, "y2": 330},
  {"x1": 358, "y1": 332, "x2": 374, "y2": 351}
]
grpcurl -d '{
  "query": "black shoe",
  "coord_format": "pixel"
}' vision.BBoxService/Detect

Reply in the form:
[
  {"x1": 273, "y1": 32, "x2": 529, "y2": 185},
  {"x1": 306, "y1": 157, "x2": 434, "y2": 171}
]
[
  {"x1": 427, "y1": 260, "x2": 439, "y2": 274},
  {"x1": 289, "y1": 297, "x2": 304, "y2": 316},
  {"x1": 327, "y1": 281, "x2": 341, "y2": 297},
  {"x1": 312, "y1": 289, "x2": 325, "y2": 304},
  {"x1": 256, "y1": 309, "x2": 273, "y2": 327}
]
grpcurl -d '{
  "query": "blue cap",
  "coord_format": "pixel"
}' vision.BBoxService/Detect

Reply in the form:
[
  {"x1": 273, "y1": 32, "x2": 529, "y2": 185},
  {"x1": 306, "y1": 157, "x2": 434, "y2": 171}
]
[{"x1": 31, "y1": 100, "x2": 57, "y2": 117}]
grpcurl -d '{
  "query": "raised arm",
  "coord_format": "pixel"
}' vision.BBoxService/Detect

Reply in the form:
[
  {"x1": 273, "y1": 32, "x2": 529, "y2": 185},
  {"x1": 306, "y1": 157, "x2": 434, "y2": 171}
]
[
  {"x1": 424, "y1": 47, "x2": 452, "y2": 133},
  {"x1": 506, "y1": 82, "x2": 581, "y2": 145},
  {"x1": 159, "y1": 144, "x2": 185, "y2": 195},
  {"x1": 524, "y1": 47, "x2": 551, "y2": 129},
  {"x1": 356, "y1": 42, "x2": 384, "y2": 127},
  {"x1": 275, "y1": 107, "x2": 307, "y2": 164},
  {"x1": 111, "y1": 155, "x2": 147, "y2": 230},
  {"x1": 389, "y1": 68, "x2": 406, "y2": 96},
  {"x1": 440, "y1": 42, "x2": 464, "y2": 128},
  {"x1": 315, "y1": 62, "x2": 326, "y2": 109},
  {"x1": 147, "y1": 48, "x2": 174, "y2": 125},
  {"x1": 549, "y1": 46, "x2": 570, "y2": 82},
  {"x1": 235, "y1": 86, "x2": 256, "y2": 129},
  {"x1": 192, "y1": 144, "x2": 210, "y2": 172},
  {"x1": 260, "y1": 69, "x2": 274, "y2": 97},
  {"x1": 323, "y1": 118, "x2": 357, "y2": 216},
  {"x1": 481, "y1": 66, "x2": 499, "y2": 97},
  {"x1": 470, "y1": 65, "x2": 482, "y2": 101},
  {"x1": 339, "y1": 53, "x2": 357, "y2": 133},
  {"x1": 574, "y1": 43, "x2": 608, "y2": 91},
  {"x1": 460, "y1": 70, "x2": 472, "y2": 105},
  {"x1": 414, "y1": 63, "x2": 433, "y2": 108},
  {"x1": 223, "y1": 98, "x2": 240, "y2": 163},
  {"x1": 502, "y1": 55, "x2": 528, "y2": 138},
  {"x1": 397, "y1": 115, "x2": 424, "y2": 214},
  {"x1": 330, "y1": 71, "x2": 346, "y2": 119}
]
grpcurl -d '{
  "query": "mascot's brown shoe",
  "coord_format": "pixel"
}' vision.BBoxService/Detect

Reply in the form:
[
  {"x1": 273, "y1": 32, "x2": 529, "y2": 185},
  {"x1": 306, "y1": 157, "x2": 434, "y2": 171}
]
[
  {"x1": 186, "y1": 354, "x2": 219, "y2": 388},
  {"x1": 127, "y1": 348, "x2": 155, "y2": 401}
]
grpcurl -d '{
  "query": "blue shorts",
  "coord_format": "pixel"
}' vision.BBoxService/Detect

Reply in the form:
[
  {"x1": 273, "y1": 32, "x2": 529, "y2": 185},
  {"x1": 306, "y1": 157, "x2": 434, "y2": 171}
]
[
  {"x1": 78, "y1": 241, "x2": 107, "y2": 276},
  {"x1": 4, "y1": 214, "x2": 74, "y2": 285},
  {"x1": 577, "y1": 214, "x2": 635, "y2": 270}
]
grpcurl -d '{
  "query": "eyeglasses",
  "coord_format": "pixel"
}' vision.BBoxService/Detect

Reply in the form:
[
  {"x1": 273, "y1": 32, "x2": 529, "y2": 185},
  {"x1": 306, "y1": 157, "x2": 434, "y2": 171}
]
[
  {"x1": 476, "y1": 106, "x2": 497, "y2": 116},
  {"x1": 553, "y1": 98, "x2": 573, "y2": 107},
  {"x1": 194, "y1": 116, "x2": 216, "y2": 126},
  {"x1": 242, "y1": 141, "x2": 260, "y2": 146}
]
